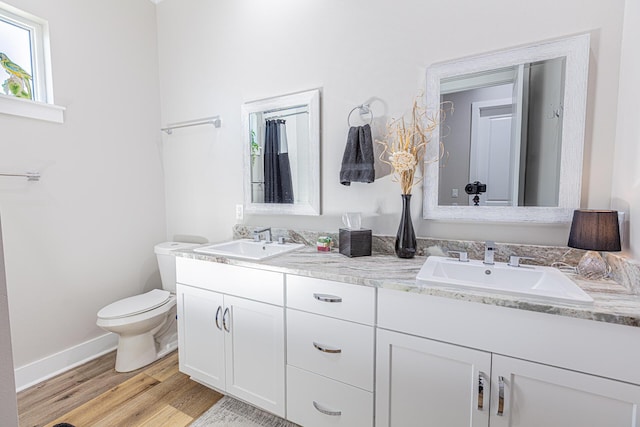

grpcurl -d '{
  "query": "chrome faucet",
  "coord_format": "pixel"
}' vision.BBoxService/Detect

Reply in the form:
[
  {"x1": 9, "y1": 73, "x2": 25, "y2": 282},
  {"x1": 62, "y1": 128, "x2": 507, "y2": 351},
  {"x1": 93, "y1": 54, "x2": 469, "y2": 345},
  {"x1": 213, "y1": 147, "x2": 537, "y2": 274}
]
[
  {"x1": 253, "y1": 227, "x2": 272, "y2": 243},
  {"x1": 484, "y1": 241, "x2": 495, "y2": 265}
]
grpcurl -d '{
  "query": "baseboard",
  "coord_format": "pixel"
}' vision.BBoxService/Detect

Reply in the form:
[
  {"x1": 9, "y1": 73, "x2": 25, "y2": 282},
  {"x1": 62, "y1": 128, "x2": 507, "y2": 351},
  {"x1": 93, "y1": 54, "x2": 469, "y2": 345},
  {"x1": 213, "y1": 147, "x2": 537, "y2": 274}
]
[{"x1": 14, "y1": 333, "x2": 118, "y2": 392}]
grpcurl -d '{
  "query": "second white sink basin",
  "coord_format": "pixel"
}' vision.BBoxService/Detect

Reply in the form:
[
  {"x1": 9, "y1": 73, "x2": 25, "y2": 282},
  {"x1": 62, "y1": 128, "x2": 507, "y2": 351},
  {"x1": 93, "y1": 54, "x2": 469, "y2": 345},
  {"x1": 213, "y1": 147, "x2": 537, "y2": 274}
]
[
  {"x1": 417, "y1": 256, "x2": 593, "y2": 304},
  {"x1": 194, "y1": 239, "x2": 305, "y2": 261}
]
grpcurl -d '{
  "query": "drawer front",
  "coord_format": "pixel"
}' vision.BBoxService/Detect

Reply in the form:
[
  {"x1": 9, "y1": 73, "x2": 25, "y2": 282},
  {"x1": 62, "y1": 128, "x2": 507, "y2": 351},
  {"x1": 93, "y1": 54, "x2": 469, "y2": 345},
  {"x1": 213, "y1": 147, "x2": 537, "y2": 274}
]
[
  {"x1": 286, "y1": 275, "x2": 375, "y2": 324},
  {"x1": 176, "y1": 257, "x2": 284, "y2": 305},
  {"x1": 286, "y1": 365, "x2": 373, "y2": 427},
  {"x1": 287, "y1": 309, "x2": 374, "y2": 391}
]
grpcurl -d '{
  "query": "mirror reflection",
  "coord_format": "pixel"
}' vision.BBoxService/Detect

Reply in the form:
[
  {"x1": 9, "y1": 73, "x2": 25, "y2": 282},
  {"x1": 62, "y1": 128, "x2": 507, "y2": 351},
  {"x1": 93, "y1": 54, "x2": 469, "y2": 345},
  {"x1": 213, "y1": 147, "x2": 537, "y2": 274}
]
[
  {"x1": 242, "y1": 89, "x2": 320, "y2": 216},
  {"x1": 249, "y1": 105, "x2": 309, "y2": 204},
  {"x1": 423, "y1": 34, "x2": 590, "y2": 223},
  {"x1": 439, "y1": 58, "x2": 566, "y2": 207}
]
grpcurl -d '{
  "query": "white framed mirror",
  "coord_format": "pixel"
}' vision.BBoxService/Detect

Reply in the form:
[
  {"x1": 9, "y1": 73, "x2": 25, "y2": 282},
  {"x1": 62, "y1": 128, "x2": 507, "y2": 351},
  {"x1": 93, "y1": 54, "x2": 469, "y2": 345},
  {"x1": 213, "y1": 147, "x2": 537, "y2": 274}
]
[
  {"x1": 423, "y1": 34, "x2": 590, "y2": 223},
  {"x1": 242, "y1": 89, "x2": 321, "y2": 215}
]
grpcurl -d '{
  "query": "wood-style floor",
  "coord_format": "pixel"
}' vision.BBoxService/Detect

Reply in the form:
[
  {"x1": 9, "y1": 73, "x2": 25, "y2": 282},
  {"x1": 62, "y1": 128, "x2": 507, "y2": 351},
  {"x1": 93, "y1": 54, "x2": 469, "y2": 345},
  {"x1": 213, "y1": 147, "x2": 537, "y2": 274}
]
[{"x1": 17, "y1": 350, "x2": 223, "y2": 427}]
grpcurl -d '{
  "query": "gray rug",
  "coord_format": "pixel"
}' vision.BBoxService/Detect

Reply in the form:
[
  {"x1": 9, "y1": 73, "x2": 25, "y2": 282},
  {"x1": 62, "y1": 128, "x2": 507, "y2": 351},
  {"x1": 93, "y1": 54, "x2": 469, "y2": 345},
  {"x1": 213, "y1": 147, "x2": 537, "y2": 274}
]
[{"x1": 191, "y1": 396, "x2": 299, "y2": 427}]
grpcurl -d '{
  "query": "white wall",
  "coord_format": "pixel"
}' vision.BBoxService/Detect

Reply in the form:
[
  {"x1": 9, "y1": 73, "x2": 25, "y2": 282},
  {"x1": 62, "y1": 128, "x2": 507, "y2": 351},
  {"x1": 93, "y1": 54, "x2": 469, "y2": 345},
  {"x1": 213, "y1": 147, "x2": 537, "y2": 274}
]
[
  {"x1": 612, "y1": 0, "x2": 640, "y2": 257},
  {"x1": 0, "y1": 0, "x2": 166, "y2": 371},
  {"x1": 156, "y1": 0, "x2": 626, "y2": 248},
  {"x1": 0, "y1": 218, "x2": 17, "y2": 427}
]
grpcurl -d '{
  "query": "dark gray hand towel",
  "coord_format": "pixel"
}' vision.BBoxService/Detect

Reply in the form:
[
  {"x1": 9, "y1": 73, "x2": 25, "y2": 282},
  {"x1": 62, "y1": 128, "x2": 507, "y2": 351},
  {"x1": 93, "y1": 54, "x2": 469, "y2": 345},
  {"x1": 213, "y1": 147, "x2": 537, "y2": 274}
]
[{"x1": 340, "y1": 124, "x2": 375, "y2": 186}]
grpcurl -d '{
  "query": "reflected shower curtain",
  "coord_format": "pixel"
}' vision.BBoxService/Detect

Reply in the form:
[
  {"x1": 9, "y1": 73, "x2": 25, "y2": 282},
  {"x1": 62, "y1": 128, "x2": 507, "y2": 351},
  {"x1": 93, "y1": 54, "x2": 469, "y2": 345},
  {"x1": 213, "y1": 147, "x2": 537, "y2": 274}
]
[{"x1": 264, "y1": 119, "x2": 294, "y2": 203}]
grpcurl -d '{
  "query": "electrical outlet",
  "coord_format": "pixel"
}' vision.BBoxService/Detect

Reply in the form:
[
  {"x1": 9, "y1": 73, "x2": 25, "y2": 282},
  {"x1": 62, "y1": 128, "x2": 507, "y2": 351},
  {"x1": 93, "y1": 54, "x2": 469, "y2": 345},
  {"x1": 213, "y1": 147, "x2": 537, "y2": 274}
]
[
  {"x1": 235, "y1": 204, "x2": 244, "y2": 221},
  {"x1": 452, "y1": 188, "x2": 459, "y2": 198}
]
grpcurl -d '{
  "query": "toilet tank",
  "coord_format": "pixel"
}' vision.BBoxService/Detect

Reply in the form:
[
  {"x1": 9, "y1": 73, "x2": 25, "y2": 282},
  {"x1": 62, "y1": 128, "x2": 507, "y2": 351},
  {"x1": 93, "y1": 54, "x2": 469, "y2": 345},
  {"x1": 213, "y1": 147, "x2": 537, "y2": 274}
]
[{"x1": 154, "y1": 242, "x2": 200, "y2": 292}]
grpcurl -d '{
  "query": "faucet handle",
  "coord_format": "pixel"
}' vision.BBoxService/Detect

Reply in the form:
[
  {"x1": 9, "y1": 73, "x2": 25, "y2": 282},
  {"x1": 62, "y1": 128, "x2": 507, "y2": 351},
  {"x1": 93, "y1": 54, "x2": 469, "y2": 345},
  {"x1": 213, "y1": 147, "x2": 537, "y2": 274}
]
[
  {"x1": 508, "y1": 256, "x2": 536, "y2": 267},
  {"x1": 448, "y1": 251, "x2": 469, "y2": 262}
]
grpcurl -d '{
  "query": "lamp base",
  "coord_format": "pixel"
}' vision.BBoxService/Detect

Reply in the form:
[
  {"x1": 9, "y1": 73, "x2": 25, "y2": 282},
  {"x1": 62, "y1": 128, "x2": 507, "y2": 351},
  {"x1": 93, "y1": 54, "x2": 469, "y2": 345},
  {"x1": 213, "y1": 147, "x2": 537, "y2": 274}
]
[{"x1": 576, "y1": 251, "x2": 611, "y2": 280}]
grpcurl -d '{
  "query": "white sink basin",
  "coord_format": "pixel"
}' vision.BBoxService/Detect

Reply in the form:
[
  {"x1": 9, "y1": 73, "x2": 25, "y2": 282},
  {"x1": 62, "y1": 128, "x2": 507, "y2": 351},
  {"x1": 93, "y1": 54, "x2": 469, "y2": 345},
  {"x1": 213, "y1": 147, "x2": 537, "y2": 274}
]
[
  {"x1": 194, "y1": 239, "x2": 305, "y2": 261},
  {"x1": 416, "y1": 256, "x2": 593, "y2": 304}
]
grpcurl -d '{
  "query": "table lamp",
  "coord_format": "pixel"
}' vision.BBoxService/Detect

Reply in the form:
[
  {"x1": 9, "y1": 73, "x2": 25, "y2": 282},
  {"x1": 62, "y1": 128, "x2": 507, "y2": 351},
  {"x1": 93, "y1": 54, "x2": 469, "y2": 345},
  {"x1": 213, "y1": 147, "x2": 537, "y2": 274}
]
[{"x1": 567, "y1": 210, "x2": 621, "y2": 280}]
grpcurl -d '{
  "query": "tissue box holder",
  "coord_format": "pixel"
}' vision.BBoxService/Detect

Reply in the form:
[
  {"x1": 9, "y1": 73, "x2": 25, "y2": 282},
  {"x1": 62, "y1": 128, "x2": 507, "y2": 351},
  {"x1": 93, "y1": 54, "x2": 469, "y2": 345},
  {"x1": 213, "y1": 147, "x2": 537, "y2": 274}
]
[{"x1": 339, "y1": 228, "x2": 372, "y2": 257}]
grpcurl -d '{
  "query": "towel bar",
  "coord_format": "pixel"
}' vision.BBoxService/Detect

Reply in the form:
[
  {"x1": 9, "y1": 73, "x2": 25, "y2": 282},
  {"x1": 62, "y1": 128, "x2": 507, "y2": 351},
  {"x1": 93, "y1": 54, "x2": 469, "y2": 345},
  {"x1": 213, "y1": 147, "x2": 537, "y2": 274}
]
[
  {"x1": 161, "y1": 116, "x2": 221, "y2": 134},
  {"x1": 0, "y1": 172, "x2": 40, "y2": 181}
]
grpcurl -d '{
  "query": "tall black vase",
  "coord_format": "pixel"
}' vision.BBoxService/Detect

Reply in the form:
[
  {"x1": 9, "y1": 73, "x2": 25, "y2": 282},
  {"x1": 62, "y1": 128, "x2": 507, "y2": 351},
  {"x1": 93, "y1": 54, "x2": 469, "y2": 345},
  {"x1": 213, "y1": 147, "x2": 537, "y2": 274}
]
[{"x1": 395, "y1": 194, "x2": 417, "y2": 258}]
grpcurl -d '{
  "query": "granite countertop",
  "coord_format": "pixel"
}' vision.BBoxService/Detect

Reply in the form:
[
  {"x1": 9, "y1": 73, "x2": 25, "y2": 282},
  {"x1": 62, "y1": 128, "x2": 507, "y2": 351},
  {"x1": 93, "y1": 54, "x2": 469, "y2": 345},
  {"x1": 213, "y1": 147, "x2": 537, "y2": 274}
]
[{"x1": 175, "y1": 245, "x2": 640, "y2": 328}]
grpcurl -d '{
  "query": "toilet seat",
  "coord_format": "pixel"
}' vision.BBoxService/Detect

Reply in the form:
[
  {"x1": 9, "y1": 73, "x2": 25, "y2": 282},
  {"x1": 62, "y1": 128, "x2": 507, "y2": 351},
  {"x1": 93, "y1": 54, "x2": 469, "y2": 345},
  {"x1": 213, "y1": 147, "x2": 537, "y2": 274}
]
[{"x1": 97, "y1": 289, "x2": 171, "y2": 320}]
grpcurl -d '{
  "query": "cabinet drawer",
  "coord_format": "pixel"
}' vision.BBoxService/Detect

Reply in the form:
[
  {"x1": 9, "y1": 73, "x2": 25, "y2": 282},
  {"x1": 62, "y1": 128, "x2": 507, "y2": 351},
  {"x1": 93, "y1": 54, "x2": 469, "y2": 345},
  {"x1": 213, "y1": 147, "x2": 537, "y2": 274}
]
[
  {"x1": 286, "y1": 365, "x2": 373, "y2": 427},
  {"x1": 286, "y1": 275, "x2": 375, "y2": 324},
  {"x1": 176, "y1": 257, "x2": 284, "y2": 306},
  {"x1": 287, "y1": 309, "x2": 374, "y2": 391}
]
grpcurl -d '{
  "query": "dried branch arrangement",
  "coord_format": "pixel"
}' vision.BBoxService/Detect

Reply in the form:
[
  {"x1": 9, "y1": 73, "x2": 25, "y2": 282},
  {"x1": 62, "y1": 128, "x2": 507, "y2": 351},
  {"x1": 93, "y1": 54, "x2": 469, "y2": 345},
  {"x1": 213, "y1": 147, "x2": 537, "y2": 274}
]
[{"x1": 376, "y1": 97, "x2": 452, "y2": 195}]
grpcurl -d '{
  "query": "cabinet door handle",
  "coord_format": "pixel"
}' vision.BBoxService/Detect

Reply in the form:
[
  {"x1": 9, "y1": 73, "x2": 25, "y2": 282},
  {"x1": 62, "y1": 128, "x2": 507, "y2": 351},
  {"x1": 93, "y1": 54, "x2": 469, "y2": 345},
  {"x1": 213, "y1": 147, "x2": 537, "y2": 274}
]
[
  {"x1": 477, "y1": 371, "x2": 485, "y2": 410},
  {"x1": 222, "y1": 307, "x2": 230, "y2": 332},
  {"x1": 313, "y1": 293, "x2": 342, "y2": 303},
  {"x1": 497, "y1": 375, "x2": 505, "y2": 416},
  {"x1": 312, "y1": 400, "x2": 342, "y2": 416},
  {"x1": 215, "y1": 305, "x2": 222, "y2": 330},
  {"x1": 313, "y1": 342, "x2": 342, "y2": 354}
]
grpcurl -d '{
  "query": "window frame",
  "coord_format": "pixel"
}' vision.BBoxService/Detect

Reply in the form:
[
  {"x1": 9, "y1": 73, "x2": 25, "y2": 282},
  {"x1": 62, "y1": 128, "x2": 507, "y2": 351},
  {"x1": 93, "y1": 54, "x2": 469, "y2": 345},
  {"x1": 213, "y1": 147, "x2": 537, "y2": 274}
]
[{"x1": 0, "y1": 1, "x2": 63, "y2": 123}]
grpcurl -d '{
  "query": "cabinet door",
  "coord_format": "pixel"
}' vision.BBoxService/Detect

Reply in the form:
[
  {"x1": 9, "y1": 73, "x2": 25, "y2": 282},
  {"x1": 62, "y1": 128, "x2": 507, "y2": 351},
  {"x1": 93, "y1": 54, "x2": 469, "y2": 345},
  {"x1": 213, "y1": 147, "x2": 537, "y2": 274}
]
[
  {"x1": 376, "y1": 329, "x2": 491, "y2": 427},
  {"x1": 176, "y1": 284, "x2": 225, "y2": 390},
  {"x1": 490, "y1": 355, "x2": 640, "y2": 427},
  {"x1": 224, "y1": 295, "x2": 285, "y2": 417}
]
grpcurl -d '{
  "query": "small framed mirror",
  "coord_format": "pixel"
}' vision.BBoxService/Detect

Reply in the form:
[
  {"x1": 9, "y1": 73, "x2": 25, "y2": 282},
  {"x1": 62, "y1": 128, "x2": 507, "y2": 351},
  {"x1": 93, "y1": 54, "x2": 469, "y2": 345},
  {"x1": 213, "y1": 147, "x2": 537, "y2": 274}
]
[
  {"x1": 242, "y1": 89, "x2": 321, "y2": 215},
  {"x1": 423, "y1": 34, "x2": 590, "y2": 223}
]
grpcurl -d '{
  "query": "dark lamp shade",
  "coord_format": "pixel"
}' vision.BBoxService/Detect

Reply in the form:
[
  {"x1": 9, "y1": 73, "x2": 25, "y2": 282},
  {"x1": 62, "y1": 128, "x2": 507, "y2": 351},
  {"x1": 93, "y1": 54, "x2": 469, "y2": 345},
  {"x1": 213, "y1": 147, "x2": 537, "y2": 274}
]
[{"x1": 568, "y1": 210, "x2": 621, "y2": 252}]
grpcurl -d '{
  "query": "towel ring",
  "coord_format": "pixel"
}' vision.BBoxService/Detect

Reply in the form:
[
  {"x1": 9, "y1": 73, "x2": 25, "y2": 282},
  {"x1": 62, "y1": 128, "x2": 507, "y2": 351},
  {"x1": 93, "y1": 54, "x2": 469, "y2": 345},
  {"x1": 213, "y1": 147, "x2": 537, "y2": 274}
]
[{"x1": 347, "y1": 104, "x2": 373, "y2": 127}]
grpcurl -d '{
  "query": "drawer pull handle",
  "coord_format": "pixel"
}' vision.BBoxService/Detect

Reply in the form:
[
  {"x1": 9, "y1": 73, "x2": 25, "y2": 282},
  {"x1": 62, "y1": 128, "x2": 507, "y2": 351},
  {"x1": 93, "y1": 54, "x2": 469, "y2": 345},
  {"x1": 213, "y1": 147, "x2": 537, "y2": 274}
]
[
  {"x1": 313, "y1": 342, "x2": 342, "y2": 354},
  {"x1": 497, "y1": 375, "x2": 505, "y2": 416},
  {"x1": 222, "y1": 307, "x2": 230, "y2": 333},
  {"x1": 477, "y1": 371, "x2": 485, "y2": 410},
  {"x1": 313, "y1": 293, "x2": 342, "y2": 303},
  {"x1": 312, "y1": 400, "x2": 342, "y2": 416},
  {"x1": 215, "y1": 305, "x2": 223, "y2": 330}
]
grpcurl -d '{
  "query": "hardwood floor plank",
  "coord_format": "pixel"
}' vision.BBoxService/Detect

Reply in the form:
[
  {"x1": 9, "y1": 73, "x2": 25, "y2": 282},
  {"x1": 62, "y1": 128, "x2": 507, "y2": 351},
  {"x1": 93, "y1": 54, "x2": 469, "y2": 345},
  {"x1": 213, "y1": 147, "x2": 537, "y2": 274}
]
[
  {"x1": 20, "y1": 367, "x2": 140, "y2": 427},
  {"x1": 144, "y1": 351, "x2": 180, "y2": 382},
  {"x1": 43, "y1": 373, "x2": 160, "y2": 427},
  {"x1": 18, "y1": 352, "x2": 144, "y2": 427},
  {"x1": 18, "y1": 350, "x2": 220, "y2": 427},
  {"x1": 138, "y1": 405, "x2": 193, "y2": 427},
  {"x1": 87, "y1": 371, "x2": 195, "y2": 427},
  {"x1": 18, "y1": 352, "x2": 118, "y2": 410},
  {"x1": 165, "y1": 376, "x2": 223, "y2": 419}
]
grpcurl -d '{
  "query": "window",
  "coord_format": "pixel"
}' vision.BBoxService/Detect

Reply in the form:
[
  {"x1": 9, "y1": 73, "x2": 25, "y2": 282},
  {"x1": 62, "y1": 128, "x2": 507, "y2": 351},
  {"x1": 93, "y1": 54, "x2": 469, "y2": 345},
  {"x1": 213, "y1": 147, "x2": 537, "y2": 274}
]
[{"x1": 0, "y1": 1, "x2": 63, "y2": 123}]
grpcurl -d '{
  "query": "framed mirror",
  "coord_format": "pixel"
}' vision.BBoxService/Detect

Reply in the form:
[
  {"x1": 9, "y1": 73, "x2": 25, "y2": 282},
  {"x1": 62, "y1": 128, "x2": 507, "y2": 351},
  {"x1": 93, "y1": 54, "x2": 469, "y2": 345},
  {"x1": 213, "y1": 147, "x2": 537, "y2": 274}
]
[
  {"x1": 423, "y1": 34, "x2": 590, "y2": 223},
  {"x1": 242, "y1": 89, "x2": 321, "y2": 215}
]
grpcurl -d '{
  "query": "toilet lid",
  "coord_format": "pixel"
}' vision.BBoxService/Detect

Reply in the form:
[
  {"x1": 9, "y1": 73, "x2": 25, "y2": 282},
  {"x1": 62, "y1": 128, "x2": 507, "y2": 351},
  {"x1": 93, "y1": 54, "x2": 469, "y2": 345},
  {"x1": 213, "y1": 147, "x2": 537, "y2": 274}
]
[{"x1": 98, "y1": 289, "x2": 171, "y2": 320}]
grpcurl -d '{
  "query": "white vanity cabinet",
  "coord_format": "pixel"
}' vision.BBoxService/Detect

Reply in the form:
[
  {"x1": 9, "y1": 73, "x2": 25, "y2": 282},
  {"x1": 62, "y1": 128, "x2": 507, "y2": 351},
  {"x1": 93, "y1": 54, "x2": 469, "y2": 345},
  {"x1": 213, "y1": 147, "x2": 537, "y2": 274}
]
[
  {"x1": 376, "y1": 328, "x2": 491, "y2": 427},
  {"x1": 377, "y1": 288, "x2": 640, "y2": 427},
  {"x1": 285, "y1": 275, "x2": 375, "y2": 427},
  {"x1": 175, "y1": 258, "x2": 285, "y2": 417},
  {"x1": 490, "y1": 354, "x2": 640, "y2": 426}
]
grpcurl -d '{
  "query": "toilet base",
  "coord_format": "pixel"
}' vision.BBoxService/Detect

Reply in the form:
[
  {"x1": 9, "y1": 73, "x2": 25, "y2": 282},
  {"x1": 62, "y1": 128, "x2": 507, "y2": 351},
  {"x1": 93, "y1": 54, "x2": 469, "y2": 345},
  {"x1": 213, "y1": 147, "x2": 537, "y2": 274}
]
[
  {"x1": 112, "y1": 307, "x2": 178, "y2": 372},
  {"x1": 114, "y1": 332, "x2": 159, "y2": 372}
]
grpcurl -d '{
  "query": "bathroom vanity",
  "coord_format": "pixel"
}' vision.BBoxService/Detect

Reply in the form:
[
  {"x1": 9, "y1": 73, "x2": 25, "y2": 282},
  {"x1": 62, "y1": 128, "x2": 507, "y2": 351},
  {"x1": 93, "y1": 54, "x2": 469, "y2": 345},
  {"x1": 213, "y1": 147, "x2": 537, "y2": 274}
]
[{"x1": 175, "y1": 246, "x2": 640, "y2": 427}]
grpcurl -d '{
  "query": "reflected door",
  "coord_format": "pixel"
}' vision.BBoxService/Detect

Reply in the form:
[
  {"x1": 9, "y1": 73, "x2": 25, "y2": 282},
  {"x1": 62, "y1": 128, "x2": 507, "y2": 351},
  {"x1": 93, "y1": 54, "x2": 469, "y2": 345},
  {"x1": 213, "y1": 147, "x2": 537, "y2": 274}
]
[{"x1": 469, "y1": 99, "x2": 518, "y2": 206}]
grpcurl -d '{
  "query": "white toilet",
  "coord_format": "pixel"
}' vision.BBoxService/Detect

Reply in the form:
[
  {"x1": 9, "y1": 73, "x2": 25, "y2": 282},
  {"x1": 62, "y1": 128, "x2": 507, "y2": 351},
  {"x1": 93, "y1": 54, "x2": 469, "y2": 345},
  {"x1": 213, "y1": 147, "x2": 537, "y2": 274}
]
[{"x1": 97, "y1": 242, "x2": 199, "y2": 372}]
